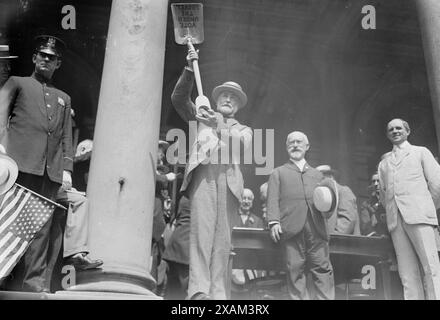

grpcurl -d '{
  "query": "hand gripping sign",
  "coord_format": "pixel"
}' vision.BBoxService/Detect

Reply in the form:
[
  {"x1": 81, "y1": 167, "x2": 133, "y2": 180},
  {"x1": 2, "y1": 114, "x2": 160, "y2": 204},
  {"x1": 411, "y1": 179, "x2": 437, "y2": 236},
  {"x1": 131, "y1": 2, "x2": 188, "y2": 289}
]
[
  {"x1": 171, "y1": 3, "x2": 220, "y2": 160},
  {"x1": 171, "y1": 3, "x2": 210, "y2": 114}
]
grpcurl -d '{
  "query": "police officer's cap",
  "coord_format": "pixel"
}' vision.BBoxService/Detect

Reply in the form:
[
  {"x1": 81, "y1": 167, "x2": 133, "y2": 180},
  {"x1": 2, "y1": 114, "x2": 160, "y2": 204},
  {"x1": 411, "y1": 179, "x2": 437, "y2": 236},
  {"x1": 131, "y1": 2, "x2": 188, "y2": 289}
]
[{"x1": 34, "y1": 35, "x2": 66, "y2": 58}]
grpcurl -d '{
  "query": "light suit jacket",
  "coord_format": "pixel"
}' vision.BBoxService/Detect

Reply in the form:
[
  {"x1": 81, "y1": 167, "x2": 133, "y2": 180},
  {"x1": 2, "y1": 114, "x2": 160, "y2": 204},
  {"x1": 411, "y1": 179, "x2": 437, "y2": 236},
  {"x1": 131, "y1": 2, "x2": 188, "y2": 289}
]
[
  {"x1": 378, "y1": 142, "x2": 440, "y2": 232},
  {"x1": 171, "y1": 68, "x2": 252, "y2": 201}
]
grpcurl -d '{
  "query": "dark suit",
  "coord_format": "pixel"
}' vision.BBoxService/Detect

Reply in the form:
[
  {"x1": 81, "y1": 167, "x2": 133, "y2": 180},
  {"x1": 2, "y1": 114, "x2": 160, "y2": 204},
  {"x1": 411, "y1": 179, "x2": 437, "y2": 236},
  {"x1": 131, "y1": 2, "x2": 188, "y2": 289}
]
[
  {"x1": 328, "y1": 183, "x2": 359, "y2": 235},
  {"x1": 0, "y1": 73, "x2": 73, "y2": 292},
  {"x1": 231, "y1": 211, "x2": 265, "y2": 229},
  {"x1": 359, "y1": 197, "x2": 388, "y2": 236},
  {"x1": 0, "y1": 74, "x2": 73, "y2": 183},
  {"x1": 163, "y1": 196, "x2": 191, "y2": 300},
  {"x1": 230, "y1": 211, "x2": 265, "y2": 292},
  {"x1": 267, "y1": 161, "x2": 334, "y2": 300}
]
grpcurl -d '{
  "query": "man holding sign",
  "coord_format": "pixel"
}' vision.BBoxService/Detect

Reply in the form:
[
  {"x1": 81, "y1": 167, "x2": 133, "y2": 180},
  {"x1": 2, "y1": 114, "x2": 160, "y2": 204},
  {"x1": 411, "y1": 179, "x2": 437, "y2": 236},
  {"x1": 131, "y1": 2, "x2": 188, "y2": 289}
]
[{"x1": 171, "y1": 47, "x2": 252, "y2": 300}]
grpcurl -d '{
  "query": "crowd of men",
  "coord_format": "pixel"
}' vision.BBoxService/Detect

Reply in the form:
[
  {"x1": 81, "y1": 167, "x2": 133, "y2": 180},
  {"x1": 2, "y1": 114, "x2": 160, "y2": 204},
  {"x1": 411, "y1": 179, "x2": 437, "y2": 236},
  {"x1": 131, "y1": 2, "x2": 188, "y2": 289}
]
[
  {"x1": 1, "y1": 36, "x2": 440, "y2": 301},
  {"x1": 158, "y1": 44, "x2": 440, "y2": 301}
]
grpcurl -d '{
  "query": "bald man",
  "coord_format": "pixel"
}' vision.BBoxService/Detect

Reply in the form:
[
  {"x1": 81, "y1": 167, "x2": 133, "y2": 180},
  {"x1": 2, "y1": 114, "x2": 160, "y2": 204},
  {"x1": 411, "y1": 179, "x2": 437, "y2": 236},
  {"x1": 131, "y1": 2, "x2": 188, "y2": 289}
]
[
  {"x1": 230, "y1": 188, "x2": 264, "y2": 292},
  {"x1": 267, "y1": 131, "x2": 334, "y2": 300},
  {"x1": 378, "y1": 118, "x2": 440, "y2": 300},
  {"x1": 230, "y1": 188, "x2": 264, "y2": 229}
]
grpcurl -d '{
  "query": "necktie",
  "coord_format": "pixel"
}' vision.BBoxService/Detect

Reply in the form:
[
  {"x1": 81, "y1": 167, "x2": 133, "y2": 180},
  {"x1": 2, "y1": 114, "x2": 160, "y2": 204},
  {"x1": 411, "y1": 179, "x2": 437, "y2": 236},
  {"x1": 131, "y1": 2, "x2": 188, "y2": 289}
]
[{"x1": 394, "y1": 148, "x2": 402, "y2": 162}]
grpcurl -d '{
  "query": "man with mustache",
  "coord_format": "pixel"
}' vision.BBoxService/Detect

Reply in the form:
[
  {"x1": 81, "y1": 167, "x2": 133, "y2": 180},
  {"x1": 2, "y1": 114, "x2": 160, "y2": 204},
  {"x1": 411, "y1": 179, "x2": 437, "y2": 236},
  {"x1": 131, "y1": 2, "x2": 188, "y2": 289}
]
[
  {"x1": 171, "y1": 47, "x2": 252, "y2": 300},
  {"x1": 267, "y1": 131, "x2": 334, "y2": 300},
  {"x1": 0, "y1": 35, "x2": 73, "y2": 292},
  {"x1": 378, "y1": 118, "x2": 440, "y2": 299}
]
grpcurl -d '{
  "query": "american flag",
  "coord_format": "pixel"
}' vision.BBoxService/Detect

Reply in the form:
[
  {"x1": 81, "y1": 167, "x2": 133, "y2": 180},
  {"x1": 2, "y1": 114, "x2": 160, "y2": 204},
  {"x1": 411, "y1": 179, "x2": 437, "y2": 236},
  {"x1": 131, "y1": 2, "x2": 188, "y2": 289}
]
[{"x1": 0, "y1": 183, "x2": 60, "y2": 281}]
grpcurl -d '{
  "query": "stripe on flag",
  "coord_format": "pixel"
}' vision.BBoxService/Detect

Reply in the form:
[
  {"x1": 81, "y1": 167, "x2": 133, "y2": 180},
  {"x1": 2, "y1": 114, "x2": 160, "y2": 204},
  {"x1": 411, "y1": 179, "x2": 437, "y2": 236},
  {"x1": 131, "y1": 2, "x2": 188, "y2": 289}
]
[{"x1": 0, "y1": 184, "x2": 58, "y2": 281}]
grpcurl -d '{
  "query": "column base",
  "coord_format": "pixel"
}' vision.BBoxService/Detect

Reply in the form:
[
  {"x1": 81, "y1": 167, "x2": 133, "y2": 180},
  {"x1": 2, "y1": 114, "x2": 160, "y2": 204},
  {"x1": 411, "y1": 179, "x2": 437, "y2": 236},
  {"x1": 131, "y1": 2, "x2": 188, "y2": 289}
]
[
  {"x1": 0, "y1": 290, "x2": 162, "y2": 300},
  {"x1": 55, "y1": 290, "x2": 161, "y2": 300}
]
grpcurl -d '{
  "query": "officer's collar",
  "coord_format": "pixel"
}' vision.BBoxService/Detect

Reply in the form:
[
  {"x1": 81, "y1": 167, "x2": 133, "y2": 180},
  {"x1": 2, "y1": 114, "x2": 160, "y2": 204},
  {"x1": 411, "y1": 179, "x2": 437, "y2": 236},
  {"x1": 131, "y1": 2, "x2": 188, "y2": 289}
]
[{"x1": 31, "y1": 72, "x2": 53, "y2": 85}]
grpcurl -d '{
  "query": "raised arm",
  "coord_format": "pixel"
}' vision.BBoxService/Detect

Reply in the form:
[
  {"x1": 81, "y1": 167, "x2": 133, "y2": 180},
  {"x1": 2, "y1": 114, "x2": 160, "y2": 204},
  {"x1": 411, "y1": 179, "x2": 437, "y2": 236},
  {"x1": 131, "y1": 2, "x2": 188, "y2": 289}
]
[{"x1": 171, "y1": 48, "x2": 199, "y2": 123}]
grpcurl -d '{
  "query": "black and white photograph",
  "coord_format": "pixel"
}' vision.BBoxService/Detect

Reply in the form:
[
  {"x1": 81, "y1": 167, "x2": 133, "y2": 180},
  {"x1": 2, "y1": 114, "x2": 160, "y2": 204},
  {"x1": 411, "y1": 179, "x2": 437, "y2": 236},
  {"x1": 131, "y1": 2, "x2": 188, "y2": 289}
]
[{"x1": 0, "y1": 0, "x2": 440, "y2": 305}]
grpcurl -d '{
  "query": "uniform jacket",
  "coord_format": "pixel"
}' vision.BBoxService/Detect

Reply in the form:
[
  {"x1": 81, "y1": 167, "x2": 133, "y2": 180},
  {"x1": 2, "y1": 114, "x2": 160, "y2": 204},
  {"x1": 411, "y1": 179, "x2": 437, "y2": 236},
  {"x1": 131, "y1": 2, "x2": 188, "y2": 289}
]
[
  {"x1": 0, "y1": 74, "x2": 73, "y2": 183},
  {"x1": 267, "y1": 161, "x2": 329, "y2": 241},
  {"x1": 163, "y1": 196, "x2": 191, "y2": 265},
  {"x1": 378, "y1": 142, "x2": 440, "y2": 231},
  {"x1": 171, "y1": 69, "x2": 252, "y2": 201},
  {"x1": 328, "y1": 183, "x2": 359, "y2": 235}
]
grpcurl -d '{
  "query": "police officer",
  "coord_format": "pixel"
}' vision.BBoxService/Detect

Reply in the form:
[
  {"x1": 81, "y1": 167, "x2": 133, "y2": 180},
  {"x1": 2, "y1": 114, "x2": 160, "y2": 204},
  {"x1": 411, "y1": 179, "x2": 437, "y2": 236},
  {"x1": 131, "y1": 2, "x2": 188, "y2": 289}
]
[{"x1": 0, "y1": 35, "x2": 73, "y2": 292}]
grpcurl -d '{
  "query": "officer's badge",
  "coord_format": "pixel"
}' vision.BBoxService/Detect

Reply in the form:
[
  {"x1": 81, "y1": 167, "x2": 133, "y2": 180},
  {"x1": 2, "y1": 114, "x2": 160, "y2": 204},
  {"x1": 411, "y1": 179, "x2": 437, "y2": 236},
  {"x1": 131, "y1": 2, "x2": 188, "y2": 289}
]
[
  {"x1": 48, "y1": 37, "x2": 56, "y2": 48},
  {"x1": 58, "y1": 97, "x2": 65, "y2": 107}
]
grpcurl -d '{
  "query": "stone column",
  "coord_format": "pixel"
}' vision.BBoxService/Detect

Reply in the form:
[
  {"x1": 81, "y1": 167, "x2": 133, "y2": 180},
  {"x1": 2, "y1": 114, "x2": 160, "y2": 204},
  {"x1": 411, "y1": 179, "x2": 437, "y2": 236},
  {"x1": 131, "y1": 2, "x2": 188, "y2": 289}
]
[
  {"x1": 415, "y1": 0, "x2": 440, "y2": 147},
  {"x1": 66, "y1": 0, "x2": 168, "y2": 297}
]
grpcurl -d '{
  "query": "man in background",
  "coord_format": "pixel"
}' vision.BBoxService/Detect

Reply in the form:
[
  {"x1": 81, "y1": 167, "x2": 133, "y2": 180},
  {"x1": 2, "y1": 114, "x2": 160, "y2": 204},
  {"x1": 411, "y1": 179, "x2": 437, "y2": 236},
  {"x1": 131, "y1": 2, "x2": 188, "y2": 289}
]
[
  {"x1": 230, "y1": 188, "x2": 265, "y2": 296},
  {"x1": 163, "y1": 195, "x2": 191, "y2": 300},
  {"x1": 231, "y1": 188, "x2": 264, "y2": 229},
  {"x1": 0, "y1": 45, "x2": 17, "y2": 87},
  {"x1": 359, "y1": 173, "x2": 388, "y2": 236},
  {"x1": 316, "y1": 165, "x2": 359, "y2": 235}
]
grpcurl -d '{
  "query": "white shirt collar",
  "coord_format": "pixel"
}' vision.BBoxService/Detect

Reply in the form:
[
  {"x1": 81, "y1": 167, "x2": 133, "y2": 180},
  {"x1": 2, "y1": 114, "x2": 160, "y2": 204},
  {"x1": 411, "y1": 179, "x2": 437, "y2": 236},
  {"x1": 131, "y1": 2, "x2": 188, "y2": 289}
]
[
  {"x1": 290, "y1": 158, "x2": 306, "y2": 171},
  {"x1": 393, "y1": 140, "x2": 410, "y2": 151}
]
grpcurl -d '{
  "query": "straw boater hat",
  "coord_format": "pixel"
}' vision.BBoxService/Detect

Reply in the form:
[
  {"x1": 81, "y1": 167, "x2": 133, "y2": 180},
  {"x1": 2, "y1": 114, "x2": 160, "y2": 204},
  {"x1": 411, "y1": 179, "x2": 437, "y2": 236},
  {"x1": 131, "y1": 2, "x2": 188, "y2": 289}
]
[
  {"x1": 75, "y1": 139, "x2": 93, "y2": 157},
  {"x1": 316, "y1": 164, "x2": 337, "y2": 176},
  {"x1": 0, "y1": 145, "x2": 18, "y2": 195},
  {"x1": 0, "y1": 45, "x2": 18, "y2": 59},
  {"x1": 158, "y1": 140, "x2": 170, "y2": 149},
  {"x1": 212, "y1": 81, "x2": 248, "y2": 109},
  {"x1": 313, "y1": 178, "x2": 339, "y2": 219}
]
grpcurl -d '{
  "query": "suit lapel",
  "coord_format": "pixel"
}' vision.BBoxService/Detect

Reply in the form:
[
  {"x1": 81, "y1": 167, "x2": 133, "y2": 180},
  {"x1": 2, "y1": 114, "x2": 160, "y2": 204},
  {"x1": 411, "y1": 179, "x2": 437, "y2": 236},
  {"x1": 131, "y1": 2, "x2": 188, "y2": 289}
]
[
  {"x1": 285, "y1": 161, "x2": 302, "y2": 173},
  {"x1": 390, "y1": 145, "x2": 411, "y2": 166},
  {"x1": 396, "y1": 149, "x2": 410, "y2": 165}
]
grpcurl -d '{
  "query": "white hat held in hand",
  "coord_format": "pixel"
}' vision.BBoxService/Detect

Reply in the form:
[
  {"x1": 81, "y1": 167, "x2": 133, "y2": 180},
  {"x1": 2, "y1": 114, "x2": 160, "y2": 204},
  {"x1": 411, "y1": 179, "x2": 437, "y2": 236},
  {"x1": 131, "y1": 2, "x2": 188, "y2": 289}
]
[{"x1": 0, "y1": 144, "x2": 18, "y2": 195}]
